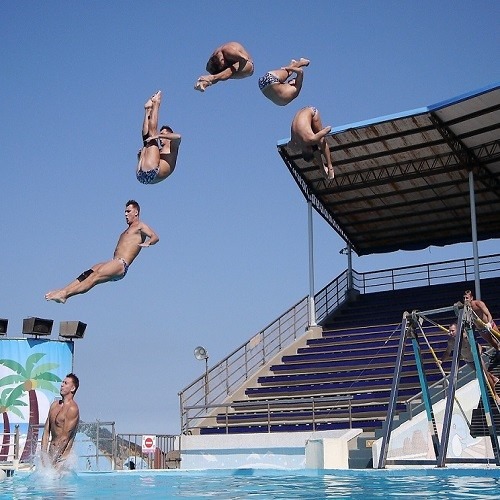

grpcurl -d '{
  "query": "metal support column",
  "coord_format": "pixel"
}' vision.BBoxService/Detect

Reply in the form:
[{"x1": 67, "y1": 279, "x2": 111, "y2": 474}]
[
  {"x1": 468, "y1": 171, "x2": 481, "y2": 299},
  {"x1": 410, "y1": 325, "x2": 440, "y2": 459},
  {"x1": 307, "y1": 200, "x2": 317, "y2": 327},
  {"x1": 377, "y1": 316, "x2": 408, "y2": 468},
  {"x1": 347, "y1": 245, "x2": 353, "y2": 290},
  {"x1": 437, "y1": 308, "x2": 465, "y2": 467}
]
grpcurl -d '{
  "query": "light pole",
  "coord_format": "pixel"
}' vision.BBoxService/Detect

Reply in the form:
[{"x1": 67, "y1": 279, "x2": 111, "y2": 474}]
[{"x1": 194, "y1": 346, "x2": 209, "y2": 405}]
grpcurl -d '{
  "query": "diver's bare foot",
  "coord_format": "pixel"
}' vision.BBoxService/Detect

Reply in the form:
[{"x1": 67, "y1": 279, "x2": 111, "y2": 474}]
[
  {"x1": 151, "y1": 90, "x2": 162, "y2": 103},
  {"x1": 194, "y1": 78, "x2": 212, "y2": 92},
  {"x1": 320, "y1": 162, "x2": 334, "y2": 181},
  {"x1": 291, "y1": 58, "x2": 310, "y2": 68},
  {"x1": 144, "y1": 99, "x2": 153, "y2": 109},
  {"x1": 326, "y1": 165, "x2": 335, "y2": 180},
  {"x1": 45, "y1": 291, "x2": 67, "y2": 304}
]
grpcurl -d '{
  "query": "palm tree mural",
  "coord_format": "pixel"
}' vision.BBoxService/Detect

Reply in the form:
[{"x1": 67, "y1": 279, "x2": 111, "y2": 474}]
[
  {"x1": 0, "y1": 353, "x2": 61, "y2": 462},
  {"x1": 0, "y1": 386, "x2": 26, "y2": 460}
]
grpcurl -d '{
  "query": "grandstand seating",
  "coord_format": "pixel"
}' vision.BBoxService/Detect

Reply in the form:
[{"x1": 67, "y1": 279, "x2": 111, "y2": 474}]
[{"x1": 199, "y1": 277, "x2": 500, "y2": 435}]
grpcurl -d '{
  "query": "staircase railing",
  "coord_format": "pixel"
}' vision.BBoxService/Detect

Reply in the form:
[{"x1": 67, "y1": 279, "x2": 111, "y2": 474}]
[
  {"x1": 179, "y1": 270, "x2": 352, "y2": 433},
  {"x1": 179, "y1": 253, "x2": 500, "y2": 433}
]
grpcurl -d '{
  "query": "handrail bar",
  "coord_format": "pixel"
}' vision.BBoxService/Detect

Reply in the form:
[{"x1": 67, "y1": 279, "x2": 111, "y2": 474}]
[{"x1": 185, "y1": 395, "x2": 354, "y2": 411}]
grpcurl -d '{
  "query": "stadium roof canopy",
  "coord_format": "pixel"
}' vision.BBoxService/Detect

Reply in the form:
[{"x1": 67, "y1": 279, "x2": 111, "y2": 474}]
[{"x1": 277, "y1": 83, "x2": 500, "y2": 256}]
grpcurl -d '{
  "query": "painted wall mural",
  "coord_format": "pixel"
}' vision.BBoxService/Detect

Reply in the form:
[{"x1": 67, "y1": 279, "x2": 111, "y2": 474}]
[{"x1": 0, "y1": 339, "x2": 74, "y2": 462}]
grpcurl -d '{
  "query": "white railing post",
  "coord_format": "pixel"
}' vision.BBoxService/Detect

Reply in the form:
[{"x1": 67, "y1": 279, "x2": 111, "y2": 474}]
[{"x1": 307, "y1": 200, "x2": 317, "y2": 327}]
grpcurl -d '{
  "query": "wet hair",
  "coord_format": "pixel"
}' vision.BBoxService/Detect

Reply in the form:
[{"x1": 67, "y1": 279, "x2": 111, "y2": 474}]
[
  {"x1": 302, "y1": 150, "x2": 314, "y2": 161},
  {"x1": 160, "y1": 125, "x2": 173, "y2": 133},
  {"x1": 66, "y1": 373, "x2": 80, "y2": 394},
  {"x1": 126, "y1": 200, "x2": 140, "y2": 214},
  {"x1": 302, "y1": 144, "x2": 319, "y2": 162},
  {"x1": 206, "y1": 55, "x2": 222, "y2": 74}
]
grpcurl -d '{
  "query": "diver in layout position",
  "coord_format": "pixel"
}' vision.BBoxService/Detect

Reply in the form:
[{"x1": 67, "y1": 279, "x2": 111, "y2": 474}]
[{"x1": 45, "y1": 200, "x2": 159, "y2": 303}]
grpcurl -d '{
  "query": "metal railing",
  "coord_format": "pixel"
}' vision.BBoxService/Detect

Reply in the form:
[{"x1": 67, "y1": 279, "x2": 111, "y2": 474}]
[
  {"x1": 14, "y1": 422, "x2": 180, "y2": 470},
  {"x1": 353, "y1": 253, "x2": 500, "y2": 293},
  {"x1": 179, "y1": 253, "x2": 500, "y2": 434},
  {"x1": 22, "y1": 421, "x2": 116, "y2": 470},
  {"x1": 77, "y1": 421, "x2": 116, "y2": 470},
  {"x1": 0, "y1": 425, "x2": 20, "y2": 474},
  {"x1": 183, "y1": 396, "x2": 354, "y2": 434},
  {"x1": 115, "y1": 433, "x2": 179, "y2": 469},
  {"x1": 179, "y1": 297, "x2": 309, "y2": 433}
]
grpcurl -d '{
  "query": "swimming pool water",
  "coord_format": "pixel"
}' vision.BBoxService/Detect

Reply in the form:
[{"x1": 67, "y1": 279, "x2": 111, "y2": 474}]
[{"x1": 1, "y1": 468, "x2": 500, "y2": 499}]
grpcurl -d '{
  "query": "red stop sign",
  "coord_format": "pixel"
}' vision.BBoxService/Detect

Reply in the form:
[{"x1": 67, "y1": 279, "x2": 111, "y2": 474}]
[{"x1": 144, "y1": 437, "x2": 154, "y2": 448}]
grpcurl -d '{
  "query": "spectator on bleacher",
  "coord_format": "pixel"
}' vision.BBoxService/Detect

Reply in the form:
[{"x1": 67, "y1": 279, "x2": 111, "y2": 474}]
[
  {"x1": 463, "y1": 289, "x2": 500, "y2": 353},
  {"x1": 440, "y1": 323, "x2": 500, "y2": 403}
]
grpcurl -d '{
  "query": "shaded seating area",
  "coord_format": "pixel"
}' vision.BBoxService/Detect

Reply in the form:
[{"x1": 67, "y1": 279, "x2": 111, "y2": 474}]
[{"x1": 199, "y1": 277, "x2": 500, "y2": 435}]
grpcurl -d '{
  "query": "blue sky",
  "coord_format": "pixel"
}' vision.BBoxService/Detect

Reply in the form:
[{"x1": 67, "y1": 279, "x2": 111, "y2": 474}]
[{"x1": 1, "y1": 1, "x2": 499, "y2": 434}]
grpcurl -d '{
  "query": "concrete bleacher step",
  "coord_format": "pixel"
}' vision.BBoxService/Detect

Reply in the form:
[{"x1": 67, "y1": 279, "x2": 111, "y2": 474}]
[
  {"x1": 320, "y1": 326, "x2": 406, "y2": 340},
  {"x1": 231, "y1": 389, "x2": 418, "y2": 413},
  {"x1": 200, "y1": 419, "x2": 385, "y2": 435},
  {"x1": 307, "y1": 337, "x2": 450, "y2": 352},
  {"x1": 270, "y1": 351, "x2": 460, "y2": 375},
  {"x1": 282, "y1": 344, "x2": 447, "y2": 362},
  {"x1": 301, "y1": 335, "x2": 448, "y2": 353},
  {"x1": 311, "y1": 327, "x2": 446, "y2": 345},
  {"x1": 306, "y1": 337, "x2": 402, "y2": 351},
  {"x1": 245, "y1": 375, "x2": 445, "y2": 398},
  {"x1": 215, "y1": 404, "x2": 401, "y2": 426},
  {"x1": 269, "y1": 360, "x2": 423, "y2": 374},
  {"x1": 259, "y1": 365, "x2": 445, "y2": 386}
]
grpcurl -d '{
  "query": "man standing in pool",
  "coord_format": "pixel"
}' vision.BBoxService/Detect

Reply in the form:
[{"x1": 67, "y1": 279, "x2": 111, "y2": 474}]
[
  {"x1": 45, "y1": 200, "x2": 159, "y2": 303},
  {"x1": 41, "y1": 373, "x2": 80, "y2": 468},
  {"x1": 194, "y1": 41, "x2": 254, "y2": 92},
  {"x1": 137, "y1": 90, "x2": 182, "y2": 185},
  {"x1": 290, "y1": 106, "x2": 334, "y2": 180}
]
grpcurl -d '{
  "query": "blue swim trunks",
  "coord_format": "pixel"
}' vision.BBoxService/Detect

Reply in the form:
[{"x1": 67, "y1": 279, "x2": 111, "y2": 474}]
[
  {"x1": 136, "y1": 166, "x2": 160, "y2": 184},
  {"x1": 111, "y1": 258, "x2": 129, "y2": 282},
  {"x1": 258, "y1": 72, "x2": 280, "y2": 91}
]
